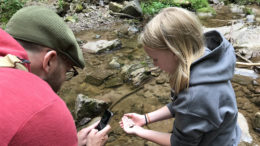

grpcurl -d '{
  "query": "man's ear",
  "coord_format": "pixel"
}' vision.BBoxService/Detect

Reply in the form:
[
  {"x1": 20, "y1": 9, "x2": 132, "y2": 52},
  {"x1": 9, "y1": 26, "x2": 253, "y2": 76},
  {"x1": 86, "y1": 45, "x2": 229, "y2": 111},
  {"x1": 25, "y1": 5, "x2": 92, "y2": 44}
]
[{"x1": 42, "y1": 50, "x2": 58, "y2": 73}]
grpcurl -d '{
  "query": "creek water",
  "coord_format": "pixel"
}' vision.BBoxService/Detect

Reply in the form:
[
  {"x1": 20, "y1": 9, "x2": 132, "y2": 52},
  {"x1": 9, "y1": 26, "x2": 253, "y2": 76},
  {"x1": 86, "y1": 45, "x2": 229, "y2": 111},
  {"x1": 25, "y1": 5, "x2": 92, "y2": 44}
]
[{"x1": 58, "y1": 5, "x2": 260, "y2": 146}]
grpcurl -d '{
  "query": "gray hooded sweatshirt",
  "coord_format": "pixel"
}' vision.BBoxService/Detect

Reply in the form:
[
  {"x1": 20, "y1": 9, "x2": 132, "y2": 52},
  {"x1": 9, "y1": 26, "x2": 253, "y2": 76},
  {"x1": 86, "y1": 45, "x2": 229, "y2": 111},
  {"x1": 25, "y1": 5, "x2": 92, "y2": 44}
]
[{"x1": 167, "y1": 30, "x2": 241, "y2": 146}]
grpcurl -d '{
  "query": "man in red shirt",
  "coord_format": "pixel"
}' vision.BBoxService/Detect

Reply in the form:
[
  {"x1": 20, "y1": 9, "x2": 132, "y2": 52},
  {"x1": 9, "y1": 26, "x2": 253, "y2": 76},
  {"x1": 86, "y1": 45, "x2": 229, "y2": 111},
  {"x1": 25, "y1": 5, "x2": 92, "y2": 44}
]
[{"x1": 0, "y1": 6, "x2": 110, "y2": 146}]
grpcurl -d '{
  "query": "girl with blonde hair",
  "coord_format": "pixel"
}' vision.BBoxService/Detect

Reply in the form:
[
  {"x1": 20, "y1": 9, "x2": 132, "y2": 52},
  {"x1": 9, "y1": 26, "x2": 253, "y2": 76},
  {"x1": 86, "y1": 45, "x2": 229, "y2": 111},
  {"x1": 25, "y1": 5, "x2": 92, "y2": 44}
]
[{"x1": 120, "y1": 7, "x2": 241, "y2": 145}]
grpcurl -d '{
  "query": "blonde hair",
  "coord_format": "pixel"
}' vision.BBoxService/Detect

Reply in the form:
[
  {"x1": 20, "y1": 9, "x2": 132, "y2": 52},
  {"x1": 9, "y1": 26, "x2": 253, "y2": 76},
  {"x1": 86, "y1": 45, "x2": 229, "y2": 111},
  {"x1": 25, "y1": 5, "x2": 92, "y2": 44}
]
[{"x1": 140, "y1": 7, "x2": 205, "y2": 94}]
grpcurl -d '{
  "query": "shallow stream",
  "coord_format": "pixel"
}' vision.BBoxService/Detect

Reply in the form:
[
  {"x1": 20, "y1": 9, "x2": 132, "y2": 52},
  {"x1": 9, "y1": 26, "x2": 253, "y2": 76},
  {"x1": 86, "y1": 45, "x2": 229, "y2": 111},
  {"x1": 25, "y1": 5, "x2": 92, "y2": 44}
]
[{"x1": 59, "y1": 5, "x2": 260, "y2": 145}]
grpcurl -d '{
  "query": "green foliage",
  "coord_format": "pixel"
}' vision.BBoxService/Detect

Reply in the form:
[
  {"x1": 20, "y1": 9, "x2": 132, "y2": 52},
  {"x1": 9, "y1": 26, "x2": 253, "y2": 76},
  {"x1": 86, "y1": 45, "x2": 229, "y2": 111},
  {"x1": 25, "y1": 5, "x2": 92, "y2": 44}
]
[
  {"x1": 245, "y1": 7, "x2": 253, "y2": 15},
  {"x1": 58, "y1": 0, "x2": 64, "y2": 9},
  {"x1": 189, "y1": 0, "x2": 209, "y2": 10},
  {"x1": 141, "y1": 0, "x2": 213, "y2": 16},
  {"x1": 197, "y1": 7, "x2": 216, "y2": 14},
  {"x1": 0, "y1": 0, "x2": 26, "y2": 25},
  {"x1": 141, "y1": 1, "x2": 170, "y2": 15}
]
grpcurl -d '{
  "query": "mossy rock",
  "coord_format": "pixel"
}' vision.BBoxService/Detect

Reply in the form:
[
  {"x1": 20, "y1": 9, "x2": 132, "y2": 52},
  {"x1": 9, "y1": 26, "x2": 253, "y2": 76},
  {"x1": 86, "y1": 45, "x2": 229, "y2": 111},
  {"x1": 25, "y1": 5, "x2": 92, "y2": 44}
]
[{"x1": 104, "y1": 76, "x2": 124, "y2": 88}]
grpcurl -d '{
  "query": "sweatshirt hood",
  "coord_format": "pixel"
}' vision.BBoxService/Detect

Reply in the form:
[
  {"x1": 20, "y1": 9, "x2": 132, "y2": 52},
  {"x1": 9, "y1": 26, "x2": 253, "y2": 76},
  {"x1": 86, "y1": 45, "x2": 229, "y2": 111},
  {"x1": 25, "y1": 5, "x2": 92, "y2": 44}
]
[
  {"x1": 189, "y1": 30, "x2": 236, "y2": 86},
  {"x1": 0, "y1": 28, "x2": 30, "y2": 71}
]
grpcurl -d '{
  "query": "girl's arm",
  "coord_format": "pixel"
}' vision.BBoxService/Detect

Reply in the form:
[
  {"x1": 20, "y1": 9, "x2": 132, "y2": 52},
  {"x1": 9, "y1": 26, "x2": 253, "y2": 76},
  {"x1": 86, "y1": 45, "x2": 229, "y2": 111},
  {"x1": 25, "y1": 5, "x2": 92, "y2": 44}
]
[
  {"x1": 135, "y1": 127, "x2": 171, "y2": 146},
  {"x1": 146, "y1": 106, "x2": 173, "y2": 124}
]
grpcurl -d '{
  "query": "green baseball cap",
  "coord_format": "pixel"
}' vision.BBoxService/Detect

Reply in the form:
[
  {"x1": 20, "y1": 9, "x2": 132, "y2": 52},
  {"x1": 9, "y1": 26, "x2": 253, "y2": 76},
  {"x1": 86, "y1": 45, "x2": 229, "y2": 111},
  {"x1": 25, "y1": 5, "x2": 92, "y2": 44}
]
[{"x1": 5, "y1": 6, "x2": 85, "y2": 69}]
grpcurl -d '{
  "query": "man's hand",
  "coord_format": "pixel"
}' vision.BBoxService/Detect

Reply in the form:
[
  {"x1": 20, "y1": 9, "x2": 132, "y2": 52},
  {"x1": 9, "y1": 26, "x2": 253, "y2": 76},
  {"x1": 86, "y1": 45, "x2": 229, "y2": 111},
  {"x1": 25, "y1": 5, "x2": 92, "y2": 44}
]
[
  {"x1": 86, "y1": 125, "x2": 110, "y2": 146},
  {"x1": 77, "y1": 121, "x2": 111, "y2": 146}
]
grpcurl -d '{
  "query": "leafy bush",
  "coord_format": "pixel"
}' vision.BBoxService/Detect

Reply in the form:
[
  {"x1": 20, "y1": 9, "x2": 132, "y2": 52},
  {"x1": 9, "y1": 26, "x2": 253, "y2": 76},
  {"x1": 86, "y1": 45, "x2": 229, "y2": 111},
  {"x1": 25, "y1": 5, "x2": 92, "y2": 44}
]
[
  {"x1": 189, "y1": 0, "x2": 209, "y2": 10},
  {"x1": 141, "y1": 0, "x2": 213, "y2": 16},
  {"x1": 141, "y1": 1, "x2": 170, "y2": 15},
  {"x1": 0, "y1": 0, "x2": 26, "y2": 25}
]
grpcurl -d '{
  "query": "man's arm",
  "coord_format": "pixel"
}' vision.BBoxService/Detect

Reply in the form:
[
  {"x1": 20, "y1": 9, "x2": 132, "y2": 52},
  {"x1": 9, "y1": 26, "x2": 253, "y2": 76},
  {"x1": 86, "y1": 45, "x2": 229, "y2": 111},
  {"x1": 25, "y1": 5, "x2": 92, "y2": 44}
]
[{"x1": 9, "y1": 99, "x2": 78, "y2": 146}]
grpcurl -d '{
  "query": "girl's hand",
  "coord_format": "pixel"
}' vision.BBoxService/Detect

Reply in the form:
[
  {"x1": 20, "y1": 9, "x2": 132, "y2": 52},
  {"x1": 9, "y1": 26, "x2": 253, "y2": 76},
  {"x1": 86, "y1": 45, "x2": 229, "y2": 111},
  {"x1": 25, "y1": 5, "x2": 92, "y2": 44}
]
[
  {"x1": 119, "y1": 116, "x2": 143, "y2": 135},
  {"x1": 123, "y1": 113, "x2": 146, "y2": 127}
]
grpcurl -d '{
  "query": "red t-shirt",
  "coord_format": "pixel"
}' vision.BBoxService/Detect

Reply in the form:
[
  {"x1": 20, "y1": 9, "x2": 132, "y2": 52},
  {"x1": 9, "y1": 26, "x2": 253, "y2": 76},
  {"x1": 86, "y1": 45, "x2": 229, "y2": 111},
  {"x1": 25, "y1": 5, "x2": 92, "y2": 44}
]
[{"x1": 0, "y1": 29, "x2": 78, "y2": 145}]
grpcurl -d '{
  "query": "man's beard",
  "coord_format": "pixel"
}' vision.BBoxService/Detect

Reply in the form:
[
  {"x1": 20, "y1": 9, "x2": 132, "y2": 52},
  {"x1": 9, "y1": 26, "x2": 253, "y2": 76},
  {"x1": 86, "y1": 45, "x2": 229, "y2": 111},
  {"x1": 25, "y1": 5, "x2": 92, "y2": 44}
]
[{"x1": 44, "y1": 69, "x2": 63, "y2": 93}]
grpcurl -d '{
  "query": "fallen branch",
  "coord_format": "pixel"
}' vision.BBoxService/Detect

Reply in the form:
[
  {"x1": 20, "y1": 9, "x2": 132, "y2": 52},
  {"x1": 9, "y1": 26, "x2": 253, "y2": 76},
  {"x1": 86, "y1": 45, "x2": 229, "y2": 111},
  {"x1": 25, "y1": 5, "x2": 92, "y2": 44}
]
[
  {"x1": 236, "y1": 62, "x2": 260, "y2": 66},
  {"x1": 109, "y1": 77, "x2": 152, "y2": 110},
  {"x1": 235, "y1": 52, "x2": 252, "y2": 63}
]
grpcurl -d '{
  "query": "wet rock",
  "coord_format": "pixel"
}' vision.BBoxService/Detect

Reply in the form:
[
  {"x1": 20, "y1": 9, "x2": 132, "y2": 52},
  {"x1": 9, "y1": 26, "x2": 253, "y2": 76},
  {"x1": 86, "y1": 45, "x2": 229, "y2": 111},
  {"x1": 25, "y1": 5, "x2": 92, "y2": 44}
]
[
  {"x1": 85, "y1": 69, "x2": 114, "y2": 86},
  {"x1": 232, "y1": 27, "x2": 260, "y2": 51},
  {"x1": 128, "y1": 25, "x2": 139, "y2": 35},
  {"x1": 197, "y1": 12, "x2": 214, "y2": 19},
  {"x1": 251, "y1": 96, "x2": 260, "y2": 106},
  {"x1": 204, "y1": 23, "x2": 244, "y2": 38},
  {"x1": 121, "y1": 0, "x2": 142, "y2": 17},
  {"x1": 255, "y1": 87, "x2": 260, "y2": 94},
  {"x1": 238, "y1": 48, "x2": 253, "y2": 60},
  {"x1": 229, "y1": 4, "x2": 245, "y2": 14},
  {"x1": 246, "y1": 15, "x2": 255, "y2": 23},
  {"x1": 82, "y1": 39, "x2": 122, "y2": 53},
  {"x1": 253, "y1": 112, "x2": 260, "y2": 133},
  {"x1": 109, "y1": 57, "x2": 121, "y2": 69},
  {"x1": 75, "y1": 94, "x2": 109, "y2": 126},
  {"x1": 94, "y1": 34, "x2": 101, "y2": 39},
  {"x1": 237, "y1": 112, "x2": 253, "y2": 143},
  {"x1": 109, "y1": 2, "x2": 123, "y2": 13},
  {"x1": 130, "y1": 68, "x2": 148, "y2": 86},
  {"x1": 252, "y1": 80, "x2": 260, "y2": 86},
  {"x1": 205, "y1": 23, "x2": 260, "y2": 51},
  {"x1": 156, "y1": 78, "x2": 166, "y2": 84},
  {"x1": 121, "y1": 63, "x2": 153, "y2": 87},
  {"x1": 104, "y1": 76, "x2": 124, "y2": 88},
  {"x1": 150, "y1": 67, "x2": 161, "y2": 77}
]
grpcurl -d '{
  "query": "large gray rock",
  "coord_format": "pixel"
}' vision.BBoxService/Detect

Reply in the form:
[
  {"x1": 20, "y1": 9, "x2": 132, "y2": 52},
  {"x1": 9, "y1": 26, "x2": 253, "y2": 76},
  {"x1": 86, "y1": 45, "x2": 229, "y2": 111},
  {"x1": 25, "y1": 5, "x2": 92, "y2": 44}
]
[
  {"x1": 121, "y1": 61, "x2": 159, "y2": 87},
  {"x1": 85, "y1": 68, "x2": 114, "y2": 86},
  {"x1": 229, "y1": 4, "x2": 245, "y2": 14},
  {"x1": 237, "y1": 112, "x2": 253, "y2": 143},
  {"x1": 75, "y1": 94, "x2": 109, "y2": 126},
  {"x1": 121, "y1": 0, "x2": 142, "y2": 17},
  {"x1": 82, "y1": 39, "x2": 122, "y2": 53},
  {"x1": 204, "y1": 24, "x2": 260, "y2": 52},
  {"x1": 109, "y1": 2, "x2": 123, "y2": 13}
]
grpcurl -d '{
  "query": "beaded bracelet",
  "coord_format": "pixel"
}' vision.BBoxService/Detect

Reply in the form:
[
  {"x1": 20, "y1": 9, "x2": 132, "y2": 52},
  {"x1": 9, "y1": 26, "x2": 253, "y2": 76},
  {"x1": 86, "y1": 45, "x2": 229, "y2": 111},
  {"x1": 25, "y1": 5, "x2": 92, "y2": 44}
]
[
  {"x1": 146, "y1": 114, "x2": 151, "y2": 123},
  {"x1": 144, "y1": 114, "x2": 148, "y2": 125}
]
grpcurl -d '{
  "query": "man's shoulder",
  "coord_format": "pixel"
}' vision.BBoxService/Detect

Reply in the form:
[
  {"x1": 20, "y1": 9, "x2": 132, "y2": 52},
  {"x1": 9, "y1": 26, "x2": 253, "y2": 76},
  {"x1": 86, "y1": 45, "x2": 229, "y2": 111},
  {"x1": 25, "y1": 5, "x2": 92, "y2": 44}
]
[{"x1": 0, "y1": 68, "x2": 77, "y2": 146}]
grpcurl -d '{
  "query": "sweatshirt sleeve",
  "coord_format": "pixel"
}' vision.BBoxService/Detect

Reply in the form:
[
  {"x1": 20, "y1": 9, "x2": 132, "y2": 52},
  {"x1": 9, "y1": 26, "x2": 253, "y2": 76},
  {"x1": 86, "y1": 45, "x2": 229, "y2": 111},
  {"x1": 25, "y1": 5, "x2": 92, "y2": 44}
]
[
  {"x1": 9, "y1": 99, "x2": 78, "y2": 146},
  {"x1": 167, "y1": 102, "x2": 176, "y2": 117},
  {"x1": 170, "y1": 113, "x2": 215, "y2": 146},
  {"x1": 166, "y1": 89, "x2": 177, "y2": 117}
]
